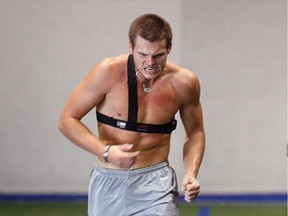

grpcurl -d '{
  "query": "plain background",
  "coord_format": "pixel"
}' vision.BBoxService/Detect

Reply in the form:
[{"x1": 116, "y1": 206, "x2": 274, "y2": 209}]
[{"x1": 0, "y1": 0, "x2": 286, "y2": 195}]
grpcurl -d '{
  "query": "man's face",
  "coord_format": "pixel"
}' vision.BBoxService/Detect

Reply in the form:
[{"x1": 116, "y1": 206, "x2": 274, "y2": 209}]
[{"x1": 129, "y1": 36, "x2": 171, "y2": 81}]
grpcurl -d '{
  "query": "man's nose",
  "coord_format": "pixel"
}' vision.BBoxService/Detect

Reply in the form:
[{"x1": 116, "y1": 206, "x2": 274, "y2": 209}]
[{"x1": 147, "y1": 56, "x2": 156, "y2": 65}]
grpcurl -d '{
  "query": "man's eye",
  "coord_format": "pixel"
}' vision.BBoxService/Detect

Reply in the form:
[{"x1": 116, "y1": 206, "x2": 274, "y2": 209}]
[{"x1": 154, "y1": 54, "x2": 163, "y2": 59}]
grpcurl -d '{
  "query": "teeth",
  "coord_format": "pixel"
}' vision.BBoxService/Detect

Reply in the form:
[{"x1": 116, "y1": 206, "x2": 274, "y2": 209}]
[{"x1": 146, "y1": 67, "x2": 157, "y2": 71}]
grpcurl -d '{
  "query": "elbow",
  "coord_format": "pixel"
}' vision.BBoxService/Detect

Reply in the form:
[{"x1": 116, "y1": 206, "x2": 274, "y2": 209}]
[
  {"x1": 58, "y1": 117, "x2": 65, "y2": 134},
  {"x1": 185, "y1": 129, "x2": 206, "y2": 147},
  {"x1": 58, "y1": 115, "x2": 69, "y2": 136},
  {"x1": 58, "y1": 114, "x2": 80, "y2": 137}
]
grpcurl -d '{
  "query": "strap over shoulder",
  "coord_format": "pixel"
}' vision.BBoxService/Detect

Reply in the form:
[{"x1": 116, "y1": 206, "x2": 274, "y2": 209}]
[{"x1": 127, "y1": 54, "x2": 138, "y2": 122}]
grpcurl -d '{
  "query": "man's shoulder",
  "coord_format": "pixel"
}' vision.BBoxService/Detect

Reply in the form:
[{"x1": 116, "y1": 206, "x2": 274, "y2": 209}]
[
  {"x1": 89, "y1": 54, "x2": 128, "y2": 77},
  {"x1": 166, "y1": 62, "x2": 200, "y2": 102},
  {"x1": 97, "y1": 54, "x2": 129, "y2": 70},
  {"x1": 82, "y1": 55, "x2": 128, "y2": 93},
  {"x1": 166, "y1": 61, "x2": 199, "y2": 84}
]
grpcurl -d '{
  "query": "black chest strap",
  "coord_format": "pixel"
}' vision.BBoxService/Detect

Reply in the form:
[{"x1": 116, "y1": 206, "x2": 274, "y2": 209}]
[
  {"x1": 96, "y1": 54, "x2": 177, "y2": 134},
  {"x1": 96, "y1": 111, "x2": 177, "y2": 133},
  {"x1": 127, "y1": 54, "x2": 138, "y2": 122}
]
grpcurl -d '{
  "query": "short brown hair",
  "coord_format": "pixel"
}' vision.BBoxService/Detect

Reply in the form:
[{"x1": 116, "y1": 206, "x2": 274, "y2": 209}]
[{"x1": 129, "y1": 14, "x2": 173, "y2": 49}]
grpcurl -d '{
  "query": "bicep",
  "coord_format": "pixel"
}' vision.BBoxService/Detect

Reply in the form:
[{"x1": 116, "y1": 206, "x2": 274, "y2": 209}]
[
  {"x1": 63, "y1": 81, "x2": 103, "y2": 120},
  {"x1": 180, "y1": 101, "x2": 204, "y2": 135},
  {"x1": 62, "y1": 64, "x2": 111, "y2": 120},
  {"x1": 179, "y1": 74, "x2": 204, "y2": 135}
]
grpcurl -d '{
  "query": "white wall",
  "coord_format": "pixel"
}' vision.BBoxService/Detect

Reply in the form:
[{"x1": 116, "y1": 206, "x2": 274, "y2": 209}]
[
  {"x1": 0, "y1": 0, "x2": 286, "y2": 195},
  {"x1": 181, "y1": 0, "x2": 286, "y2": 193}
]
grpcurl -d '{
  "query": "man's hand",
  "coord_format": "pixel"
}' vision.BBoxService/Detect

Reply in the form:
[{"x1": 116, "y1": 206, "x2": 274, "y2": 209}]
[
  {"x1": 108, "y1": 144, "x2": 140, "y2": 169},
  {"x1": 182, "y1": 175, "x2": 200, "y2": 202}
]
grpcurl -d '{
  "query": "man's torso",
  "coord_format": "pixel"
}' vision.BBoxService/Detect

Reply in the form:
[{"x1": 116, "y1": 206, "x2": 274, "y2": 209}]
[{"x1": 96, "y1": 55, "x2": 184, "y2": 168}]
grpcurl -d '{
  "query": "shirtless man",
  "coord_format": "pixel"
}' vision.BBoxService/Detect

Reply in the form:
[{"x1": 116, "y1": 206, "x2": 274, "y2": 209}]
[{"x1": 59, "y1": 14, "x2": 205, "y2": 216}]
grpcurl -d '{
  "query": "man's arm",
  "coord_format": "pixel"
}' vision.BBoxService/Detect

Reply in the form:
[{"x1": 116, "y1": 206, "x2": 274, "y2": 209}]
[
  {"x1": 58, "y1": 58, "x2": 139, "y2": 167},
  {"x1": 58, "y1": 60, "x2": 111, "y2": 157},
  {"x1": 179, "y1": 71, "x2": 205, "y2": 202}
]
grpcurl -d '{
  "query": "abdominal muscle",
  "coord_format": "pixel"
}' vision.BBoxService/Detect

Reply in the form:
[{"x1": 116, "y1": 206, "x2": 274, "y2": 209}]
[{"x1": 97, "y1": 124, "x2": 171, "y2": 169}]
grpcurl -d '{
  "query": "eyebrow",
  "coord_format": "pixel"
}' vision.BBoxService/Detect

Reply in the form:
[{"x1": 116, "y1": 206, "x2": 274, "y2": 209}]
[{"x1": 138, "y1": 52, "x2": 165, "y2": 58}]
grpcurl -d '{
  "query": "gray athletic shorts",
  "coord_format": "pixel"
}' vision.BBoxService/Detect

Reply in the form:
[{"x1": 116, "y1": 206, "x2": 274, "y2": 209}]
[{"x1": 88, "y1": 161, "x2": 179, "y2": 216}]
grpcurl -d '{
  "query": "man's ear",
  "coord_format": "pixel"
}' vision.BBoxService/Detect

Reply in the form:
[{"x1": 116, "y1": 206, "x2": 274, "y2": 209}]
[
  {"x1": 129, "y1": 42, "x2": 133, "y2": 53},
  {"x1": 167, "y1": 43, "x2": 172, "y2": 54}
]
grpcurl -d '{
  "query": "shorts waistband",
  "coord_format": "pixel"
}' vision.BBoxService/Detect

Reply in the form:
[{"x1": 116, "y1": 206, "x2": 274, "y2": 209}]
[{"x1": 94, "y1": 161, "x2": 169, "y2": 177}]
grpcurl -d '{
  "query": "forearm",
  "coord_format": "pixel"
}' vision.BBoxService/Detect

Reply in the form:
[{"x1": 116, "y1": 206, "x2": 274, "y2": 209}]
[
  {"x1": 58, "y1": 116, "x2": 105, "y2": 157},
  {"x1": 183, "y1": 130, "x2": 205, "y2": 177}
]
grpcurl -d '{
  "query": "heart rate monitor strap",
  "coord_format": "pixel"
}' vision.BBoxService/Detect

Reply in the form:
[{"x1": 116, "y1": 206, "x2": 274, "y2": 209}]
[{"x1": 127, "y1": 54, "x2": 138, "y2": 122}]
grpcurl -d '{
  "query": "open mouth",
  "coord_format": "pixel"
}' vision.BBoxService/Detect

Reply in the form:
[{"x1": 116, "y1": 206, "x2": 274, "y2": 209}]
[{"x1": 144, "y1": 66, "x2": 160, "y2": 74}]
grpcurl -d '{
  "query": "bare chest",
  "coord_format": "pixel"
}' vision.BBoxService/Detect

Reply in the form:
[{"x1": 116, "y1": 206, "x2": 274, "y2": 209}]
[{"x1": 98, "y1": 78, "x2": 181, "y2": 124}]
